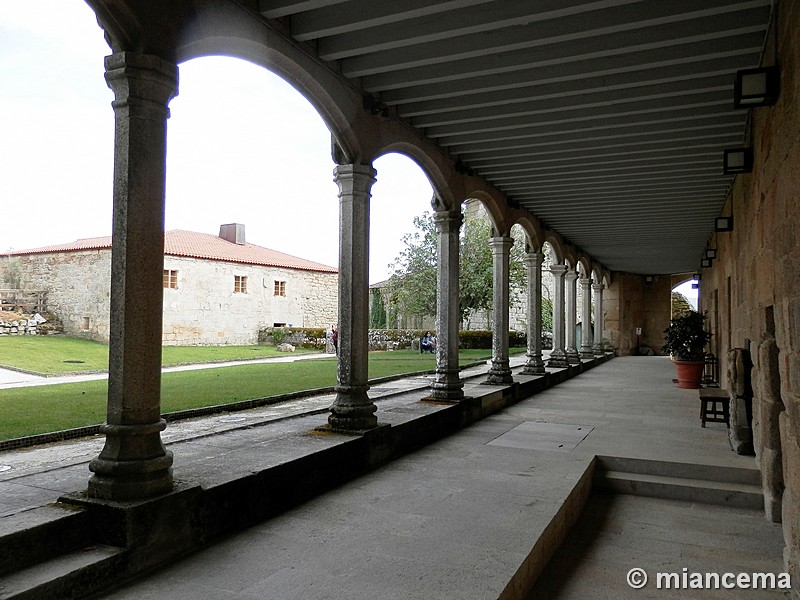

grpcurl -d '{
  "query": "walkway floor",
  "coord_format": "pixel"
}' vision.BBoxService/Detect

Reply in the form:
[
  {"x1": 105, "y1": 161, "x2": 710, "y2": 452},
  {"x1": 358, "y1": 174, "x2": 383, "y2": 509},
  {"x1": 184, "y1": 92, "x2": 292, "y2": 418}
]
[{"x1": 0, "y1": 357, "x2": 786, "y2": 599}]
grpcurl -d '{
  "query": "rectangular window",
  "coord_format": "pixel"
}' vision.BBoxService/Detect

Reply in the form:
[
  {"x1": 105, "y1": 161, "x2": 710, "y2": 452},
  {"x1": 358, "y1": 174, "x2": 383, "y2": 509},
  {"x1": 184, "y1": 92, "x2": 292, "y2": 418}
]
[
  {"x1": 274, "y1": 280, "x2": 286, "y2": 296},
  {"x1": 234, "y1": 275, "x2": 248, "y2": 294},
  {"x1": 82, "y1": 317, "x2": 90, "y2": 330},
  {"x1": 163, "y1": 269, "x2": 178, "y2": 289}
]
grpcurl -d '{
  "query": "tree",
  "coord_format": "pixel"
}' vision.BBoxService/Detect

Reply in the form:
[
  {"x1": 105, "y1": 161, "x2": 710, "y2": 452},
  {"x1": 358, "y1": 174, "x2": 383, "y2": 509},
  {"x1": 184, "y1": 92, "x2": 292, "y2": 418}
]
[
  {"x1": 385, "y1": 213, "x2": 438, "y2": 322},
  {"x1": 386, "y1": 208, "x2": 531, "y2": 327},
  {"x1": 541, "y1": 296, "x2": 554, "y2": 333},
  {"x1": 369, "y1": 288, "x2": 388, "y2": 328},
  {"x1": 671, "y1": 291, "x2": 693, "y2": 318}
]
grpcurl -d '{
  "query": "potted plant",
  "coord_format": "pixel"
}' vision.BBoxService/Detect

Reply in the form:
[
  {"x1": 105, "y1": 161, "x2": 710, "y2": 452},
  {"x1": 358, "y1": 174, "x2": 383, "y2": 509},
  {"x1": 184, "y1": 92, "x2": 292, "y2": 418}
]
[{"x1": 662, "y1": 310, "x2": 711, "y2": 389}]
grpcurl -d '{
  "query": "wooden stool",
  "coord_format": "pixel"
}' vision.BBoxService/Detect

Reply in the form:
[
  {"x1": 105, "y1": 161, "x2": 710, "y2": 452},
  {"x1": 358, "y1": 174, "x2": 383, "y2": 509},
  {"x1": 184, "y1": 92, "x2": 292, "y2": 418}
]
[{"x1": 698, "y1": 388, "x2": 729, "y2": 428}]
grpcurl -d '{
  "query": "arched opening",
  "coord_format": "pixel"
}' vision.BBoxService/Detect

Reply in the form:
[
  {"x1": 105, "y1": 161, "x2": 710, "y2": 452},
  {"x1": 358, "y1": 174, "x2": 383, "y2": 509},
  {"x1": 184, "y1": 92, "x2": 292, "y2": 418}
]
[
  {"x1": 671, "y1": 276, "x2": 699, "y2": 316},
  {"x1": 541, "y1": 241, "x2": 556, "y2": 349},
  {"x1": 164, "y1": 56, "x2": 341, "y2": 343},
  {"x1": 369, "y1": 152, "x2": 435, "y2": 331},
  {"x1": 508, "y1": 223, "x2": 529, "y2": 339},
  {"x1": 459, "y1": 198, "x2": 497, "y2": 331},
  {"x1": 167, "y1": 56, "x2": 338, "y2": 269}
]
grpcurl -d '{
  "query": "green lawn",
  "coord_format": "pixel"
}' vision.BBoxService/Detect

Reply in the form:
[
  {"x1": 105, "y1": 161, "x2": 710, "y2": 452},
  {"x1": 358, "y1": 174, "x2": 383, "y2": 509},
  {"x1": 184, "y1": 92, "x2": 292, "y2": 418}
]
[
  {"x1": 0, "y1": 336, "x2": 315, "y2": 375},
  {"x1": 0, "y1": 349, "x2": 524, "y2": 441}
]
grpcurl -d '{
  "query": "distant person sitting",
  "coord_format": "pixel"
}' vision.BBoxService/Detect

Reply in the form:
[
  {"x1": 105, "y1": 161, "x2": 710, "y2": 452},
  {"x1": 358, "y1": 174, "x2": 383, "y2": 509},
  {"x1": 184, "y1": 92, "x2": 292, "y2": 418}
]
[{"x1": 420, "y1": 332, "x2": 435, "y2": 354}]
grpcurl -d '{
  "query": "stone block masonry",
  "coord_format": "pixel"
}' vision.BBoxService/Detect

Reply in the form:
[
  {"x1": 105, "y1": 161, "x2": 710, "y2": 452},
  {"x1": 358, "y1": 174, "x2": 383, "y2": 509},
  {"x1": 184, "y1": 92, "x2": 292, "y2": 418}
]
[
  {"x1": 2, "y1": 251, "x2": 337, "y2": 346},
  {"x1": 162, "y1": 255, "x2": 337, "y2": 345}
]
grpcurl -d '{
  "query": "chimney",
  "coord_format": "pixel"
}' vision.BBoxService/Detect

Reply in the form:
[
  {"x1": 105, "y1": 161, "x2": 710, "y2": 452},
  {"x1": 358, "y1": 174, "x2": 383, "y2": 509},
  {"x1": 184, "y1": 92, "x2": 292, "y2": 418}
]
[{"x1": 219, "y1": 223, "x2": 246, "y2": 245}]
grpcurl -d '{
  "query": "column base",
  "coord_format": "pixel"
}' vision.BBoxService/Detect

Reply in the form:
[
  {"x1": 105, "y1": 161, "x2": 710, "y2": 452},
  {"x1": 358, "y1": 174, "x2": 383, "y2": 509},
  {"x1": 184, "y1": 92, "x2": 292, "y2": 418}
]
[
  {"x1": 328, "y1": 385, "x2": 378, "y2": 431},
  {"x1": 428, "y1": 375, "x2": 464, "y2": 402},
  {"x1": 579, "y1": 348, "x2": 595, "y2": 359},
  {"x1": 88, "y1": 419, "x2": 174, "y2": 501},
  {"x1": 485, "y1": 360, "x2": 513, "y2": 384},
  {"x1": 592, "y1": 345, "x2": 605, "y2": 356},
  {"x1": 566, "y1": 347, "x2": 581, "y2": 364},
  {"x1": 88, "y1": 453, "x2": 174, "y2": 501},
  {"x1": 522, "y1": 352, "x2": 546, "y2": 375},
  {"x1": 548, "y1": 349, "x2": 569, "y2": 368}
]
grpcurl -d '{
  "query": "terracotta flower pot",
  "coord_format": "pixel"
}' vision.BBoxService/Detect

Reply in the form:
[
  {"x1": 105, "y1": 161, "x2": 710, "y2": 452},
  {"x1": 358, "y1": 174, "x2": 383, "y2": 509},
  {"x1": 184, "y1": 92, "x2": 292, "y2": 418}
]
[{"x1": 673, "y1": 359, "x2": 705, "y2": 389}]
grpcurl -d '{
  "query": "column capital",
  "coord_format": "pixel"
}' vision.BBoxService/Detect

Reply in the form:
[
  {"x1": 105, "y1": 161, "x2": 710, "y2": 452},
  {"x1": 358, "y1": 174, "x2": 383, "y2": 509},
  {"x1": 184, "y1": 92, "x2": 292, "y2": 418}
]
[
  {"x1": 433, "y1": 208, "x2": 463, "y2": 232},
  {"x1": 549, "y1": 263, "x2": 568, "y2": 276},
  {"x1": 333, "y1": 163, "x2": 377, "y2": 193},
  {"x1": 579, "y1": 277, "x2": 592, "y2": 287},
  {"x1": 592, "y1": 282, "x2": 605, "y2": 292},
  {"x1": 489, "y1": 235, "x2": 514, "y2": 252},
  {"x1": 565, "y1": 269, "x2": 579, "y2": 282},
  {"x1": 104, "y1": 52, "x2": 179, "y2": 116},
  {"x1": 523, "y1": 251, "x2": 544, "y2": 268}
]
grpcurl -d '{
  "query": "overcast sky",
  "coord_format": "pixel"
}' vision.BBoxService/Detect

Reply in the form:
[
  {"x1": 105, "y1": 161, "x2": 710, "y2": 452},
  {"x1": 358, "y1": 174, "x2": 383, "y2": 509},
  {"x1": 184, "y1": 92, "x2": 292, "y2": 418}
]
[{"x1": 0, "y1": 1, "x2": 434, "y2": 284}]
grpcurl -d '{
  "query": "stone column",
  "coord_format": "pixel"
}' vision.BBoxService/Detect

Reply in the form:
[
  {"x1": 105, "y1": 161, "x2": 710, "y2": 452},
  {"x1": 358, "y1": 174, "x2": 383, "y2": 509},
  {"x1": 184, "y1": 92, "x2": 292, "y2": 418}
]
[
  {"x1": 592, "y1": 283, "x2": 605, "y2": 354},
  {"x1": 565, "y1": 269, "x2": 580, "y2": 364},
  {"x1": 429, "y1": 209, "x2": 464, "y2": 401},
  {"x1": 579, "y1": 277, "x2": 594, "y2": 358},
  {"x1": 328, "y1": 163, "x2": 378, "y2": 432},
  {"x1": 486, "y1": 236, "x2": 514, "y2": 384},
  {"x1": 88, "y1": 53, "x2": 178, "y2": 500},
  {"x1": 548, "y1": 264, "x2": 569, "y2": 368},
  {"x1": 522, "y1": 252, "x2": 546, "y2": 375}
]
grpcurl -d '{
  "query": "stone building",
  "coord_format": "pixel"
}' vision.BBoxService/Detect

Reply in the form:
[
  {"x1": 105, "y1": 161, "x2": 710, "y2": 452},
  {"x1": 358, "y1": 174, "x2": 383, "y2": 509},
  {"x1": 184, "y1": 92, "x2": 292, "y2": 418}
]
[{"x1": 3, "y1": 224, "x2": 337, "y2": 345}]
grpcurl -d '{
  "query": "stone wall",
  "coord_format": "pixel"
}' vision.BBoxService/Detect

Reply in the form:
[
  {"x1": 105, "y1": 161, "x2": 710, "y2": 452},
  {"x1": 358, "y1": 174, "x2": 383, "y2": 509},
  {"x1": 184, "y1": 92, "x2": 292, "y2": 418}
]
[
  {"x1": 1, "y1": 250, "x2": 112, "y2": 341},
  {"x1": 161, "y1": 255, "x2": 337, "y2": 345},
  {"x1": 698, "y1": 2, "x2": 800, "y2": 593},
  {"x1": 604, "y1": 273, "x2": 673, "y2": 356}
]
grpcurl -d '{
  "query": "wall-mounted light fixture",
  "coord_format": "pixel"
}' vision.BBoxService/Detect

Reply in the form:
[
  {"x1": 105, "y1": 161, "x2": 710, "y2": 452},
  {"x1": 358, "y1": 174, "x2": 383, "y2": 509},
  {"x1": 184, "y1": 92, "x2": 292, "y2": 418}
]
[
  {"x1": 705, "y1": 248, "x2": 717, "y2": 259},
  {"x1": 715, "y1": 216, "x2": 734, "y2": 232},
  {"x1": 723, "y1": 148, "x2": 753, "y2": 174},
  {"x1": 734, "y1": 66, "x2": 780, "y2": 109},
  {"x1": 644, "y1": 275, "x2": 653, "y2": 283},
  {"x1": 693, "y1": 273, "x2": 701, "y2": 281},
  {"x1": 700, "y1": 258, "x2": 712, "y2": 268}
]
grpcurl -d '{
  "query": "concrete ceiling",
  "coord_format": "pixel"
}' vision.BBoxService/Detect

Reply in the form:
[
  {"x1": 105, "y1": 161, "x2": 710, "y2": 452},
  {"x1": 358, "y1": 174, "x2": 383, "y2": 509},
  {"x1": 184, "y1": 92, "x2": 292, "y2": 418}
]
[{"x1": 261, "y1": 0, "x2": 773, "y2": 275}]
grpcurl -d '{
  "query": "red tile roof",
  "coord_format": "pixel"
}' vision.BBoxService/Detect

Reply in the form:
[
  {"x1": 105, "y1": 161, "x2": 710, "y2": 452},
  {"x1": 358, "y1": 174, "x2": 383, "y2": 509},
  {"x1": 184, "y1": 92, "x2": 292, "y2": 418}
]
[{"x1": 10, "y1": 230, "x2": 337, "y2": 274}]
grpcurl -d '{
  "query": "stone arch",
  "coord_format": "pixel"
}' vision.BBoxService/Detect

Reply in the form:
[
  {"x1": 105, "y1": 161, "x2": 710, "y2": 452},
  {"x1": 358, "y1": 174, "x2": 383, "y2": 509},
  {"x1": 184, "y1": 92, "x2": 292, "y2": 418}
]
[
  {"x1": 460, "y1": 189, "x2": 506, "y2": 236},
  {"x1": 562, "y1": 247, "x2": 579, "y2": 270},
  {"x1": 575, "y1": 256, "x2": 592, "y2": 278},
  {"x1": 371, "y1": 143, "x2": 455, "y2": 213},
  {"x1": 544, "y1": 232, "x2": 566, "y2": 265},
  {"x1": 171, "y1": 24, "x2": 373, "y2": 166},
  {"x1": 590, "y1": 267, "x2": 610, "y2": 288},
  {"x1": 507, "y1": 211, "x2": 544, "y2": 252}
]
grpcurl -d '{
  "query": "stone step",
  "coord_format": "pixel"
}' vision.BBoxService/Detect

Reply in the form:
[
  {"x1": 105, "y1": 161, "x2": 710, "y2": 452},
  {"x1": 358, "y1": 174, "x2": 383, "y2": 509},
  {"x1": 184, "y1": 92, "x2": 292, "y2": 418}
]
[
  {"x1": 595, "y1": 455, "x2": 761, "y2": 486},
  {"x1": 0, "y1": 504, "x2": 91, "y2": 578},
  {"x1": 0, "y1": 543, "x2": 125, "y2": 600},
  {"x1": 594, "y1": 465, "x2": 763, "y2": 510}
]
